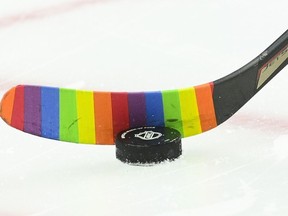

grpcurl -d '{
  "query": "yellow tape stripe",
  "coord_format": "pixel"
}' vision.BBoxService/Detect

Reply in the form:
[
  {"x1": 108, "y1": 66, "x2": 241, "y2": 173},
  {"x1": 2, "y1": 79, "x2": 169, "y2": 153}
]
[
  {"x1": 179, "y1": 87, "x2": 202, "y2": 136},
  {"x1": 77, "y1": 90, "x2": 96, "y2": 144}
]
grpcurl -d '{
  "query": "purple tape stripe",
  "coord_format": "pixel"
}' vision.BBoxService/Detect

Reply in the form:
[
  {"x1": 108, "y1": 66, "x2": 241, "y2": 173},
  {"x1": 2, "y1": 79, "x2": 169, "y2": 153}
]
[
  {"x1": 128, "y1": 93, "x2": 146, "y2": 128},
  {"x1": 24, "y1": 86, "x2": 42, "y2": 136}
]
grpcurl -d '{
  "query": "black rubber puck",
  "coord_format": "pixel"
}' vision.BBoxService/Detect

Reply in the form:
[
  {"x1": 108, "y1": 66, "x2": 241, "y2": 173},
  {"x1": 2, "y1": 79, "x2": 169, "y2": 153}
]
[{"x1": 115, "y1": 126, "x2": 182, "y2": 165}]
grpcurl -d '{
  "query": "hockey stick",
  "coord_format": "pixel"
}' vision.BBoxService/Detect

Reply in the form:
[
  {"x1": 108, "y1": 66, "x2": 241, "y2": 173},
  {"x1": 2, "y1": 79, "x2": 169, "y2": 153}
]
[{"x1": 0, "y1": 29, "x2": 287, "y2": 145}]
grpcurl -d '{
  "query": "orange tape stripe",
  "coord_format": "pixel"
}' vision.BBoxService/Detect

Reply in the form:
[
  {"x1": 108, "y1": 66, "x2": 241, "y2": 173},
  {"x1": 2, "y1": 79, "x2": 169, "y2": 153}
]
[
  {"x1": 0, "y1": 86, "x2": 16, "y2": 124},
  {"x1": 94, "y1": 92, "x2": 114, "y2": 144},
  {"x1": 195, "y1": 83, "x2": 217, "y2": 132}
]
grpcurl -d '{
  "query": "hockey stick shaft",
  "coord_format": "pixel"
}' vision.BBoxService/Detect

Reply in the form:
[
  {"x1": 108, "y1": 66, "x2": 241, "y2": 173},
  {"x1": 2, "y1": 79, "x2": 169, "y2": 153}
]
[
  {"x1": 213, "y1": 30, "x2": 288, "y2": 124},
  {"x1": 0, "y1": 29, "x2": 287, "y2": 145}
]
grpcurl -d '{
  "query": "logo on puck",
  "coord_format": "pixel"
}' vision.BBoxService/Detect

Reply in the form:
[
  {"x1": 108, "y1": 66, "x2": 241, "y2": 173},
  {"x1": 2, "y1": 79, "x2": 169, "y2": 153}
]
[{"x1": 135, "y1": 131, "x2": 162, "y2": 141}]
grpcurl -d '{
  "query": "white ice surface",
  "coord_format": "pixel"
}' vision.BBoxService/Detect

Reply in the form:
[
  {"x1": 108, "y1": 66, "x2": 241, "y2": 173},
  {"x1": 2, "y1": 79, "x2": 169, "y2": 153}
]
[{"x1": 0, "y1": 0, "x2": 288, "y2": 215}]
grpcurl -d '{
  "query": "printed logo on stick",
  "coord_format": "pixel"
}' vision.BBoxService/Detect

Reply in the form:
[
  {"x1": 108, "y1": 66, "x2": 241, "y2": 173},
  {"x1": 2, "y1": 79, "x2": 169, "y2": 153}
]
[{"x1": 257, "y1": 45, "x2": 288, "y2": 89}]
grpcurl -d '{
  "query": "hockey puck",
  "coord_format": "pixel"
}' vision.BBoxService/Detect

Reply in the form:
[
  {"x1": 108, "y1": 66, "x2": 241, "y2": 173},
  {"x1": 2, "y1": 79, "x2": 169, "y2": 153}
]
[{"x1": 115, "y1": 126, "x2": 182, "y2": 165}]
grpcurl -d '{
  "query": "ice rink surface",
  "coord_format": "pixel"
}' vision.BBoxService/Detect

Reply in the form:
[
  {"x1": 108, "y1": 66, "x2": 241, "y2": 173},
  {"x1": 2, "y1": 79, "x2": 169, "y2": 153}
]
[{"x1": 0, "y1": 0, "x2": 287, "y2": 215}]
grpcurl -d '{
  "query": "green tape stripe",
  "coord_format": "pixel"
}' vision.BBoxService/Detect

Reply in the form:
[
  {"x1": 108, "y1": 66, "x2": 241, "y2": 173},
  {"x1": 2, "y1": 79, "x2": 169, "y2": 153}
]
[
  {"x1": 162, "y1": 89, "x2": 183, "y2": 136},
  {"x1": 60, "y1": 89, "x2": 79, "y2": 143}
]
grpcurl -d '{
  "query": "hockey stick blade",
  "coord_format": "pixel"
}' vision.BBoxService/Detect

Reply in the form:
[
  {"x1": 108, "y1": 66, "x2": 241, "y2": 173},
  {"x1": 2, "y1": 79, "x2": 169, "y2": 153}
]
[{"x1": 0, "y1": 29, "x2": 287, "y2": 145}]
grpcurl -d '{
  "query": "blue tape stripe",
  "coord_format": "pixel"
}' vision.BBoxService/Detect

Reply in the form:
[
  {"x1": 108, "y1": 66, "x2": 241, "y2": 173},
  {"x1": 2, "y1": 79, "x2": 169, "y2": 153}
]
[
  {"x1": 145, "y1": 91, "x2": 164, "y2": 127},
  {"x1": 41, "y1": 87, "x2": 59, "y2": 140}
]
